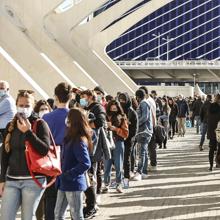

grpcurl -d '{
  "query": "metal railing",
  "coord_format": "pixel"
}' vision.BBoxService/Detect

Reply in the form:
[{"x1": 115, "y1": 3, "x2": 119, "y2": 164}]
[{"x1": 115, "y1": 60, "x2": 220, "y2": 69}]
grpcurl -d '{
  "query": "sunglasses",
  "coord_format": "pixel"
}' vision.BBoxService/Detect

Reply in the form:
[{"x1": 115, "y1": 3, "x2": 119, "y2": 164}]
[{"x1": 18, "y1": 89, "x2": 35, "y2": 94}]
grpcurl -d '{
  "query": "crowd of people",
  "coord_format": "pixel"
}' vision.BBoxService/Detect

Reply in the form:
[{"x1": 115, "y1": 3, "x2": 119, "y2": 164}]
[{"x1": 0, "y1": 79, "x2": 220, "y2": 220}]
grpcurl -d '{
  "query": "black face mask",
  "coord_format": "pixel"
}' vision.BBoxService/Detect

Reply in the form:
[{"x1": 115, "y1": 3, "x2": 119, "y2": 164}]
[
  {"x1": 109, "y1": 111, "x2": 118, "y2": 117},
  {"x1": 120, "y1": 102, "x2": 127, "y2": 112}
]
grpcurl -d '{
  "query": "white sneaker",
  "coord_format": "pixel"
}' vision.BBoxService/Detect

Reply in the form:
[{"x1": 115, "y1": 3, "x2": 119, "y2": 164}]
[
  {"x1": 148, "y1": 165, "x2": 157, "y2": 172},
  {"x1": 123, "y1": 178, "x2": 129, "y2": 189},
  {"x1": 133, "y1": 172, "x2": 142, "y2": 181},
  {"x1": 96, "y1": 194, "x2": 101, "y2": 205},
  {"x1": 142, "y1": 173, "x2": 148, "y2": 179},
  {"x1": 130, "y1": 171, "x2": 135, "y2": 179},
  {"x1": 116, "y1": 184, "x2": 123, "y2": 193}
]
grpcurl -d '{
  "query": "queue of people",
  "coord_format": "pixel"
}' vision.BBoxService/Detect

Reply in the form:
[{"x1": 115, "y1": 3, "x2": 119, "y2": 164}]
[{"x1": 0, "y1": 79, "x2": 220, "y2": 219}]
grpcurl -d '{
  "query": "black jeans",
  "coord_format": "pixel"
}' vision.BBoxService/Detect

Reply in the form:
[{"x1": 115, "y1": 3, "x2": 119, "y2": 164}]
[
  {"x1": 148, "y1": 135, "x2": 157, "y2": 166},
  {"x1": 96, "y1": 161, "x2": 102, "y2": 194},
  {"x1": 84, "y1": 162, "x2": 98, "y2": 211},
  {"x1": 209, "y1": 139, "x2": 220, "y2": 169},
  {"x1": 169, "y1": 119, "x2": 176, "y2": 137},
  {"x1": 123, "y1": 139, "x2": 132, "y2": 179},
  {"x1": 44, "y1": 182, "x2": 57, "y2": 220}
]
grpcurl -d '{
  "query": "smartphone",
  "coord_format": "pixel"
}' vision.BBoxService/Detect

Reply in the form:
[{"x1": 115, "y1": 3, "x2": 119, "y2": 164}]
[{"x1": 17, "y1": 112, "x2": 26, "y2": 123}]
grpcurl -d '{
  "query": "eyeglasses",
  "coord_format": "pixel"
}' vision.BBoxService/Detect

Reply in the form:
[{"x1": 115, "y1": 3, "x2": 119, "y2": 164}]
[{"x1": 18, "y1": 89, "x2": 35, "y2": 94}]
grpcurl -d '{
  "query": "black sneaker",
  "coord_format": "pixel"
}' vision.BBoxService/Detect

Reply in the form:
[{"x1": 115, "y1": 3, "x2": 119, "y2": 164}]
[{"x1": 84, "y1": 208, "x2": 97, "y2": 219}]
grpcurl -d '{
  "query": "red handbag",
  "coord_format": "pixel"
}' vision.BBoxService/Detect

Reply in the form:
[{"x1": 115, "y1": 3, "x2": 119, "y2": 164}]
[{"x1": 25, "y1": 119, "x2": 62, "y2": 188}]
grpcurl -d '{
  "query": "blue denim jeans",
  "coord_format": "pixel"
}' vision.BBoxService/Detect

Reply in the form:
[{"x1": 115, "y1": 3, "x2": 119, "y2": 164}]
[
  {"x1": 104, "y1": 140, "x2": 124, "y2": 185},
  {"x1": 137, "y1": 135, "x2": 152, "y2": 175},
  {"x1": 200, "y1": 123, "x2": 208, "y2": 147},
  {"x1": 194, "y1": 116, "x2": 201, "y2": 134},
  {"x1": 1, "y1": 178, "x2": 46, "y2": 220},
  {"x1": 54, "y1": 190, "x2": 84, "y2": 220}
]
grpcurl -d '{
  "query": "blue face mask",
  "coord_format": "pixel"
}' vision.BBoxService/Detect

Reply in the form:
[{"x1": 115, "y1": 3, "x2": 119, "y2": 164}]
[
  {"x1": 80, "y1": 98, "x2": 88, "y2": 107},
  {"x1": 97, "y1": 95, "x2": 102, "y2": 103},
  {"x1": 0, "y1": 89, "x2": 6, "y2": 98}
]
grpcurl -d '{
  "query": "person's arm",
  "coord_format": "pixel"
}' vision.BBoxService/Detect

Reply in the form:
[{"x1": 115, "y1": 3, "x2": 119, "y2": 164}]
[
  {"x1": 200, "y1": 104, "x2": 205, "y2": 122},
  {"x1": 0, "y1": 126, "x2": 10, "y2": 183},
  {"x1": 0, "y1": 99, "x2": 10, "y2": 115},
  {"x1": 25, "y1": 120, "x2": 50, "y2": 156},
  {"x1": 138, "y1": 102, "x2": 149, "y2": 127},
  {"x1": 64, "y1": 142, "x2": 91, "y2": 180},
  {"x1": 114, "y1": 119, "x2": 129, "y2": 139},
  {"x1": 129, "y1": 111, "x2": 138, "y2": 138},
  {"x1": 93, "y1": 105, "x2": 106, "y2": 128}
]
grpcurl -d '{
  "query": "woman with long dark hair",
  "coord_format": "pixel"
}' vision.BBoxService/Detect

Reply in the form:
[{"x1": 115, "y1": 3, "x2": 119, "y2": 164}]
[
  {"x1": 168, "y1": 97, "x2": 178, "y2": 139},
  {"x1": 103, "y1": 100, "x2": 129, "y2": 193},
  {"x1": 54, "y1": 108, "x2": 91, "y2": 220},
  {"x1": 158, "y1": 97, "x2": 171, "y2": 148}
]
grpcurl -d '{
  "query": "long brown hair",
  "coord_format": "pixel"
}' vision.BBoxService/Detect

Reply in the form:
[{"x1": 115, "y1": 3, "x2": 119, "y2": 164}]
[
  {"x1": 5, "y1": 90, "x2": 35, "y2": 153},
  {"x1": 64, "y1": 108, "x2": 93, "y2": 151}
]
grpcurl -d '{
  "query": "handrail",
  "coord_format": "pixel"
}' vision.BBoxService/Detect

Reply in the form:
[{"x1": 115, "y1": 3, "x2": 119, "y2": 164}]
[
  {"x1": 132, "y1": 7, "x2": 220, "y2": 60},
  {"x1": 172, "y1": 36, "x2": 220, "y2": 61},
  {"x1": 115, "y1": 60, "x2": 220, "y2": 69},
  {"x1": 107, "y1": 0, "x2": 192, "y2": 54}
]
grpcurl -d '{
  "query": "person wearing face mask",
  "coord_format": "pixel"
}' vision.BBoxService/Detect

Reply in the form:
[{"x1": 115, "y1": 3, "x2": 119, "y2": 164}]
[
  {"x1": 103, "y1": 100, "x2": 129, "y2": 193},
  {"x1": 94, "y1": 86, "x2": 107, "y2": 108},
  {"x1": 133, "y1": 89, "x2": 153, "y2": 181},
  {"x1": 176, "y1": 94, "x2": 189, "y2": 137},
  {"x1": 207, "y1": 94, "x2": 220, "y2": 171},
  {"x1": 34, "y1": 100, "x2": 52, "y2": 119},
  {"x1": 42, "y1": 82, "x2": 72, "y2": 220},
  {"x1": 0, "y1": 90, "x2": 50, "y2": 220},
  {"x1": 118, "y1": 93, "x2": 138, "y2": 188},
  {"x1": 80, "y1": 90, "x2": 107, "y2": 219},
  {"x1": 0, "y1": 80, "x2": 16, "y2": 147}
]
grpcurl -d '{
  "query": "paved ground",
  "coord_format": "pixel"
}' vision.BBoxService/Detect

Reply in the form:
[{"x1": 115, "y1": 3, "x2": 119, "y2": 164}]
[
  {"x1": 2, "y1": 128, "x2": 220, "y2": 219},
  {"x1": 94, "y1": 128, "x2": 220, "y2": 220}
]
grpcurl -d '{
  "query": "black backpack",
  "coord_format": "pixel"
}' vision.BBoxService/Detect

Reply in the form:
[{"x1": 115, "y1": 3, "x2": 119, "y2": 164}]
[{"x1": 154, "y1": 125, "x2": 166, "y2": 144}]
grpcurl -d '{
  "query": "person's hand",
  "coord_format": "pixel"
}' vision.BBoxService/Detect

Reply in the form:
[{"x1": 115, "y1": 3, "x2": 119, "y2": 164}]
[
  {"x1": 0, "y1": 182, "x2": 5, "y2": 197},
  {"x1": 17, "y1": 118, "x2": 31, "y2": 133},
  {"x1": 107, "y1": 122, "x2": 112, "y2": 128},
  {"x1": 109, "y1": 125, "x2": 116, "y2": 131}
]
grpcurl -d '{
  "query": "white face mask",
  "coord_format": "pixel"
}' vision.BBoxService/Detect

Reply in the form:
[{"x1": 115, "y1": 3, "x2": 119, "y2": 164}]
[
  {"x1": 0, "y1": 89, "x2": 7, "y2": 98},
  {"x1": 17, "y1": 107, "x2": 33, "y2": 118},
  {"x1": 39, "y1": 110, "x2": 49, "y2": 118}
]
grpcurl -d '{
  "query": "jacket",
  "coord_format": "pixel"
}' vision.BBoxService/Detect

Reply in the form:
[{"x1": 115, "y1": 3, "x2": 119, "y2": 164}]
[
  {"x1": 137, "y1": 99, "x2": 153, "y2": 136},
  {"x1": 207, "y1": 103, "x2": 220, "y2": 140},
  {"x1": 177, "y1": 100, "x2": 189, "y2": 118},
  {"x1": 86, "y1": 102, "x2": 106, "y2": 129},
  {"x1": 192, "y1": 99, "x2": 203, "y2": 117},
  {"x1": 56, "y1": 140, "x2": 91, "y2": 191},
  {"x1": 86, "y1": 102, "x2": 109, "y2": 162},
  {"x1": 91, "y1": 128, "x2": 111, "y2": 162},
  {"x1": 200, "y1": 100, "x2": 211, "y2": 124},
  {"x1": 119, "y1": 92, "x2": 138, "y2": 140},
  {"x1": 169, "y1": 103, "x2": 178, "y2": 121},
  {"x1": 0, "y1": 114, "x2": 50, "y2": 182}
]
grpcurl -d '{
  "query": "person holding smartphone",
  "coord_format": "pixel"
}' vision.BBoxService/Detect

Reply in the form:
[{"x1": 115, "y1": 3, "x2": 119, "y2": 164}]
[{"x1": 0, "y1": 90, "x2": 50, "y2": 220}]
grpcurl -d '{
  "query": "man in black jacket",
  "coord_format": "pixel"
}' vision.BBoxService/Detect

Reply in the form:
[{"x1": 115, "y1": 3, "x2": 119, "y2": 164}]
[
  {"x1": 118, "y1": 93, "x2": 138, "y2": 188},
  {"x1": 81, "y1": 90, "x2": 107, "y2": 218},
  {"x1": 177, "y1": 95, "x2": 189, "y2": 137},
  {"x1": 199, "y1": 95, "x2": 212, "y2": 151}
]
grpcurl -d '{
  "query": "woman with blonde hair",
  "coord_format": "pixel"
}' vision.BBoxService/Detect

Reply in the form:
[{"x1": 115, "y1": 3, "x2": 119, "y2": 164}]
[{"x1": 0, "y1": 90, "x2": 50, "y2": 220}]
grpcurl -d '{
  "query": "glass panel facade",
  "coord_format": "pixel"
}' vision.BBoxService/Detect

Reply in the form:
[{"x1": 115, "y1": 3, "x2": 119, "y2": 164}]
[{"x1": 107, "y1": 0, "x2": 220, "y2": 61}]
